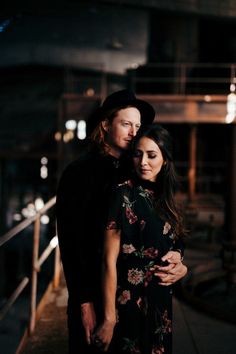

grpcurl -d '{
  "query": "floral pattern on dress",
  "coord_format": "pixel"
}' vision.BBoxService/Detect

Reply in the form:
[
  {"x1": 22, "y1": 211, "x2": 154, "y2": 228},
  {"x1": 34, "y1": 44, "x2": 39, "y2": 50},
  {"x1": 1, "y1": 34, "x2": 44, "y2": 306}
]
[
  {"x1": 140, "y1": 219, "x2": 146, "y2": 230},
  {"x1": 117, "y1": 290, "x2": 131, "y2": 305},
  {"x1": 126, "y1": 207, "x2": 138, "y2": 224},
  {"x1": 122, "y1": 244, "x2": 136, "y2": 254},
  {"x1": 143, "y1": 261, "x2": 156, "y2": 287},
  {"x1": 152, "y1": 346, "x2": 165, "y2": 354},
  {"x1": 106, "y1": 220, "x2": 118, "y2": 230},
  {"x1": 127, "y1": 268, "x2": 144, "y2": 285},
  {"x1": 122, "y1": 338, "x2": 141, "y2": 353},
  {"x1": 134, "y1": 246, "x2": 158, "y2": 259},
  {"x1": 107, "y1": 180, "x2": 175, "y2": 353},
  {"x1": 122, "y1": 195, "x2": 138, "y2": 224},
  {"x1": 162, "y1": 310, "x2": 172, "y2": 334}
]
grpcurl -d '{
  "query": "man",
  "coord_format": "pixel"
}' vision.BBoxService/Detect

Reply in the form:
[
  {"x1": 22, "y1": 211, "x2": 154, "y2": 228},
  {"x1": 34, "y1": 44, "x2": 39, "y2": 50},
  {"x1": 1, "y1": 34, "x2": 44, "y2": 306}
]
[{"x1": 56, "y1": 90, "x2": 187, "y2": 353}]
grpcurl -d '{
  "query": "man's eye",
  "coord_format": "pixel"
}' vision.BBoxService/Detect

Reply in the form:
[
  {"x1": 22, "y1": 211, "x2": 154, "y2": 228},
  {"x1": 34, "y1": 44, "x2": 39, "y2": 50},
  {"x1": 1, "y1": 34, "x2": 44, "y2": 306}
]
[{"x1": 122, "y1": 122, "x2": 130, "y2": 126}]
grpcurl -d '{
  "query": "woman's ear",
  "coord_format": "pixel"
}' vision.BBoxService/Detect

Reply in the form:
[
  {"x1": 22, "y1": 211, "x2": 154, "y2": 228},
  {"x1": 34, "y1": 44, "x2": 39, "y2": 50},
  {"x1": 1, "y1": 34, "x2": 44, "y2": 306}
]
[{"x1": 101, "y1": 119, "x2": 110, "y2": 132}]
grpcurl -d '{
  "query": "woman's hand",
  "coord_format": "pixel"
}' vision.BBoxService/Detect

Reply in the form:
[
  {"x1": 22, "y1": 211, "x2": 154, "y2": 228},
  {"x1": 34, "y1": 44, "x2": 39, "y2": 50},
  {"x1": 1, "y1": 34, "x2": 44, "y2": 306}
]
[
  {"x1": 92, "y1": 319, "x2": 116, "y2": 352},
  {"x1": 152, "y1": 251, "x2": 187, "y2": 286}
]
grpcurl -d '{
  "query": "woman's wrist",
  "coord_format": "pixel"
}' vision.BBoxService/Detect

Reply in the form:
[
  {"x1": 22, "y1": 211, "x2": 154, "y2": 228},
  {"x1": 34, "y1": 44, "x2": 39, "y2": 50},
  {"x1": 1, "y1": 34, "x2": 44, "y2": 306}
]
[{"x1": 104, "y1": 315, "x2": 116, "y2": 325}]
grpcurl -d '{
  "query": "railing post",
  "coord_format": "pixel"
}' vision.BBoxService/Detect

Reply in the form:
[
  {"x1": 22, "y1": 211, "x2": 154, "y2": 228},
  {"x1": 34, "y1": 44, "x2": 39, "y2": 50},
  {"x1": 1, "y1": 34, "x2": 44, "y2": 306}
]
[
  {"x1": 53, "y1": 244, "x2": 61, "y2": 289},
  {"x1": 29, "y1": 216, "x2": 40, "y2": 334},
  {"x1": 179, "y1": 63, "x2": 186, "y2": 95},
  {"x1": 188, "y1": 124, "x2": 197, "y2": 203}
]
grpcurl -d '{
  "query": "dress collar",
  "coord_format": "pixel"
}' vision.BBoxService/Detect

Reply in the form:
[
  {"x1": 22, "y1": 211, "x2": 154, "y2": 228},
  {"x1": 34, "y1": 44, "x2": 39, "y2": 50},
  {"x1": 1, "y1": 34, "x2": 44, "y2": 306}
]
[{"x1": 132, "y1": 174, "x2": 156, "y2": 192}]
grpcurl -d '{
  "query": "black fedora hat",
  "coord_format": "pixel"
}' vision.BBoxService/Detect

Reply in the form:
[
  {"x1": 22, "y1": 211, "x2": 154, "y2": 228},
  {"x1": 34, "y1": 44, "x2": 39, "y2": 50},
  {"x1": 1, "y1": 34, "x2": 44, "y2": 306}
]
[{"x1": 98, "y1": 89, "x2": 156, "y2": 125}]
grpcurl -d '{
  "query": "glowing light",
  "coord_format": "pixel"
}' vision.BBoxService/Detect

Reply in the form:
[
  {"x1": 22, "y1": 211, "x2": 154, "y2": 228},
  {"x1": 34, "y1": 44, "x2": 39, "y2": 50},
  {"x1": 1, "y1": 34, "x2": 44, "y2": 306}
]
[
  {"x1": 41, "y1": 157, "x2": 48, "y2": 165},
  {"x1": 131, "y1": 63, "x2": 139, "y2": 69},
  {"x1": 22, "y1": 204, "x2": 36, "y2": 218},
  {"x1": 63, "y1": 130, "x2": 74, "y2": 143},
  {"x1": 65, "y1": 120, "x2": 77, "y2": 130},
  {"x1": 204, "y1": 95, "x2": 211, "y2": 102},
  {"x1": 0, "y1": 18, "x2": 12, "y2": 33},
  {"x1": 13, "y1": 213, "x2": 22, "y2": 221},
  {"x1": 230, "y1": 83, "x2": 235, "y2": 92},
  {"x1": 77, "y1": 120, "x2": 86, "y2": 140},
  {"x1": 50, "y1": 236, "x2": 58, "y2": 248},
  {"x1": 40, "y1": 215, "x2": 50, "y2": 225},
  {"x1": 226, "y1": 90, "x2": 236, "y2": 124},
  {"x1": 54, "y1": 131, "x2": 62, "y2": 141},
  {"x1": 35, "y1": 197, "x2": 44, "y2": 211},
  {"x1": 40, "y1": 165, "x2": 48, "y2": 179},
  {"x1": 85, "y1": 88, "x2": 95, "y2": 97}
]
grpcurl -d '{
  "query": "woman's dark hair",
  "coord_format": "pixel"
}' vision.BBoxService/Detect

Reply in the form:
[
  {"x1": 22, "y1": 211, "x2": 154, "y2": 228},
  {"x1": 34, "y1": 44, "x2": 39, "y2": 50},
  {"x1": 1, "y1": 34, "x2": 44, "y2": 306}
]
[{"x1": 132, "y1": 123, "x2": 186, "y2": 239}]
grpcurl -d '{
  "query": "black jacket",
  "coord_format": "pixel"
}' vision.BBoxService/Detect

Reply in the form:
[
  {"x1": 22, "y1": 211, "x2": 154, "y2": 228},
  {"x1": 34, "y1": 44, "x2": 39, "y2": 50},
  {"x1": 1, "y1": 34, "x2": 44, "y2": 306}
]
[{"x1": 56, "y1": 146, "x2": 130, "y2": 309}]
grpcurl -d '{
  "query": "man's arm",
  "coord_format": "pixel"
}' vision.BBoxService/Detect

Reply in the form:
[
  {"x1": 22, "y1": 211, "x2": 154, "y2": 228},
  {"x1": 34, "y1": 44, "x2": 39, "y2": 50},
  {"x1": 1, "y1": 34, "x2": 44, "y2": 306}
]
[{"x1": 56, "y1": 160, "x2": 98, "y2": 342}]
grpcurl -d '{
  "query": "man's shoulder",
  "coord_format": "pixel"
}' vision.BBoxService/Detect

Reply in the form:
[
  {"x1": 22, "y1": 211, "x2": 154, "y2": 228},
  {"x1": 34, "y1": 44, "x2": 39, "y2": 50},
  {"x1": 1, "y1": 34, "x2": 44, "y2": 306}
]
[{"x1": 63, "y1": 149, "x2": 99, "y2": 175}]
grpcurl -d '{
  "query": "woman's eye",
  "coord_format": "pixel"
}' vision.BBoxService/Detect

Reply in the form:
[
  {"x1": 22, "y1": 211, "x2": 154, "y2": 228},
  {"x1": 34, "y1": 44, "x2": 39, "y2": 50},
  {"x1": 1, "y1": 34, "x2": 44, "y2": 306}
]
[{"x1": 148, "y1": 154, "x2": 157, "y2": 159}]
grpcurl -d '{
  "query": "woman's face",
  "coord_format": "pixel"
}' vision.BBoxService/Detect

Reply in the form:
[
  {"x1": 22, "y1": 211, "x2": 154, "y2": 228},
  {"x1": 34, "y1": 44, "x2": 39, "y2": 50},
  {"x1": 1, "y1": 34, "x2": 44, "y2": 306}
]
[{"x1": 133, "y1": 137, "x2": 165, "y2": 182}]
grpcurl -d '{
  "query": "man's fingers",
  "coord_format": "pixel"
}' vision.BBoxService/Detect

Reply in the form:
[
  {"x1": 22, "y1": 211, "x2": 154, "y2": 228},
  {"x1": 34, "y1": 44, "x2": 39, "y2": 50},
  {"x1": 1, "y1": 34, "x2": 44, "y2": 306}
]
[
  {"x1": 157, "y1": 264, "x2": 174, "y2": 272},
  {"x1": 158, "y1": 282, "x2": 172, "y2": 286}
]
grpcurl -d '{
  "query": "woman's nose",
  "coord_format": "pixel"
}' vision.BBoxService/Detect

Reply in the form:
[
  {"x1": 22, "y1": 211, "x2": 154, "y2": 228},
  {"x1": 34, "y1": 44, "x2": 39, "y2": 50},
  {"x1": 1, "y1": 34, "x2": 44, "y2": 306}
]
[{"x1": 141, "y1": 156, "x2": 147, "y2": 166}]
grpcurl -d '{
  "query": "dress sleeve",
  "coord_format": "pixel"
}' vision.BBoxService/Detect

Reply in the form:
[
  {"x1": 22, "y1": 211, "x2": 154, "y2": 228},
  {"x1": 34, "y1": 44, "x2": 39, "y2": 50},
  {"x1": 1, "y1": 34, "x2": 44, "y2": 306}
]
[
  {"x1": 106, "y1": 186, "x2": 123, "y2": 231},
  {"x1": 172, "y1": 238, "x2": 185, "y2": 258}
]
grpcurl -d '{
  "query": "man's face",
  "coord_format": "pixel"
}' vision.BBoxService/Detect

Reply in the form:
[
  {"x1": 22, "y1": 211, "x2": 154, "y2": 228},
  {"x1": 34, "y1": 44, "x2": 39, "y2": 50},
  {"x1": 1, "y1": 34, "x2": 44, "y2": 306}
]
[{"x1": 105, "y1": 107, "x2": 141, "y2": 158}]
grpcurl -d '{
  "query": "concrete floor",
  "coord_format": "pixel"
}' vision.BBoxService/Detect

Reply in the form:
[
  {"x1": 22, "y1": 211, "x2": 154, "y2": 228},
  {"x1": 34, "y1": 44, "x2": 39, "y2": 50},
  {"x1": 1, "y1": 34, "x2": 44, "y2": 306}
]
[{"x1": 20, "y1": 266, "x2": 236, "y2": 354}]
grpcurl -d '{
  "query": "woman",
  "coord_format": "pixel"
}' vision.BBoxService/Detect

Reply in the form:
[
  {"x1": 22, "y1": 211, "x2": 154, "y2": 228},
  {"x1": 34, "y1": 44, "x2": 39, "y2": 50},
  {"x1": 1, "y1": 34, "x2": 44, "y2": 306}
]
[{"x1": 93, "y1": 124, "x2": 187, "y2": 354}]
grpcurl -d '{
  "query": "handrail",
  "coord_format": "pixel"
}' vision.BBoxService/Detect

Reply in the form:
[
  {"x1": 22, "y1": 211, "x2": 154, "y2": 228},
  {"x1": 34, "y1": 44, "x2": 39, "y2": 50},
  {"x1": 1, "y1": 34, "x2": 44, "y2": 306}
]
[
  {"x1": 0, "y1": 196, "x2": 56, "y2": 247},
  {"x1": 66, "y1": 62, "x2": 236, "y2": 96},
  {"x1": 0, "y1": 195, "x2": 60, "y2": 339},
  {"x1": 128, "y1": 62, "x2": 236, "y2": 95}
]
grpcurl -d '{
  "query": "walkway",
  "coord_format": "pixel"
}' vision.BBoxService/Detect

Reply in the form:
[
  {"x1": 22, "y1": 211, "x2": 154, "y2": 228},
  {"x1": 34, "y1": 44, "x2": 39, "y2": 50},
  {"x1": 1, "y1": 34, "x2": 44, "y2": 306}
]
[{"x1": 20, "y1": 277, "x2": 236, "y2": 354}]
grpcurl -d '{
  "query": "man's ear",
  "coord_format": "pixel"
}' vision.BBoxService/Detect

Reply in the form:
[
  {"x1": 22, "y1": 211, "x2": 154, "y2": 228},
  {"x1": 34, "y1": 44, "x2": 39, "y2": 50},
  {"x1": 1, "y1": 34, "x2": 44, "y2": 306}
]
[{"x1": 101, "y1": 119, "x2": 110, "y2": 132}]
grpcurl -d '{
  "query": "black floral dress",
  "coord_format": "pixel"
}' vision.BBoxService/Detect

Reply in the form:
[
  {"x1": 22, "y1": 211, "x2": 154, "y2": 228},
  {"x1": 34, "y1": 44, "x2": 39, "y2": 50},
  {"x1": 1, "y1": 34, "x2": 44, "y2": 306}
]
[{"x1": 106, "y1": 179, "x2": 180, "y2": 354}]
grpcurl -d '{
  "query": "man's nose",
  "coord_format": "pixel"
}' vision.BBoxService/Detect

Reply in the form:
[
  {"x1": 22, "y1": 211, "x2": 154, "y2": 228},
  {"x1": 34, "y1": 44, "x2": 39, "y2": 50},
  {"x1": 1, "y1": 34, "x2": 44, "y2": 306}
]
[{"x1": 129, "y1": 126, "x2": 137, "y2": 136}]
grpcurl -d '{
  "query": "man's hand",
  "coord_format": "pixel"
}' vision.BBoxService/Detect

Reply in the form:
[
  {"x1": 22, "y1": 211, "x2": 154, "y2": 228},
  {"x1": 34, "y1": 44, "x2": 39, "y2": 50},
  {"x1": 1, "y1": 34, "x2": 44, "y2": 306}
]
[
  {"x1": 81, "y1": 302, "x2": 96, "y2": 345},
  {"x1": 152, "y1": 251, "x2": 187, "y2": 286}
]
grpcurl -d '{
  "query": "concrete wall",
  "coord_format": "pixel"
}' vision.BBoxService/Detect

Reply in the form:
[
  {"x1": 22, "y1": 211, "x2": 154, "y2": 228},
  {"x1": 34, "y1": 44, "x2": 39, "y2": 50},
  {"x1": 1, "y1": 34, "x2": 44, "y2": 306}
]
[{"x1": 0, "y1": 4, "x2": 149, "y2": 74}]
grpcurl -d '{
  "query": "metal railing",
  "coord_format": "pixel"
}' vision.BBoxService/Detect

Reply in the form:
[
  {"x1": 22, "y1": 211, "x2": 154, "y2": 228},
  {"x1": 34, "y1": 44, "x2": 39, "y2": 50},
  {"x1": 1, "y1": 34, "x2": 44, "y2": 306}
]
[
  {"x1": 128, "y1": 62, "x2": 236, "y2": 95},
  {"x1": 64, "y1": 62, "x2": 236, "y2": 96},
  {"x1": 0, "y1": 196, "x2": 59, "y2": 337}
]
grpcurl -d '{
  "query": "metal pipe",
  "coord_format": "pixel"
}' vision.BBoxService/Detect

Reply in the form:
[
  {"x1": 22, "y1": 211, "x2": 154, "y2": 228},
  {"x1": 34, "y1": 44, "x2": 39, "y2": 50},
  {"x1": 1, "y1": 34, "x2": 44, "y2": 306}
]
[
  {"x1": 53, "y1": 244, "x2": 61, "y2": 289},
  {"x1": 0, "y1": 277, "x2": 29, "y2": 321},
  {"x1": 0, "y1": 196, "x2": 56, "y2": 247},
  {"x1": 36, "y1": 236, "x2": 58, "y2": 270},
  {"x1": 29, "y1": 216, "x2": 40, "y2": 334}
]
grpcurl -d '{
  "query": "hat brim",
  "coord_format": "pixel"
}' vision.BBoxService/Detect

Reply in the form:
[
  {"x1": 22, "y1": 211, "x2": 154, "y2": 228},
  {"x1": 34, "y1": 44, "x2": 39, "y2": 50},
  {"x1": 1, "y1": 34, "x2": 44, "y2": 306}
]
[
  {"x1": 128, "y1": 98, "x2": 156, "y2": 125},
  {"x1": 98, "y1": 98, "x2": 155, "y2": 125},
  {"x1": 87, "y1": 96, "x2": 155, "y2": 135}
]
